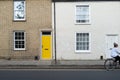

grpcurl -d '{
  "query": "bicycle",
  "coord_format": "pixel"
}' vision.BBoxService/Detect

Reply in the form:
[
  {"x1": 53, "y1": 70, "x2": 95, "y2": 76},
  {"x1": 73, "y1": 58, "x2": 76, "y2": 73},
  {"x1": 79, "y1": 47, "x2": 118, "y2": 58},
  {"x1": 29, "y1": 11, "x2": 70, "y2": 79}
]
[{"x1": 104, "y1": 58, "x2": 119, "y2": 71}]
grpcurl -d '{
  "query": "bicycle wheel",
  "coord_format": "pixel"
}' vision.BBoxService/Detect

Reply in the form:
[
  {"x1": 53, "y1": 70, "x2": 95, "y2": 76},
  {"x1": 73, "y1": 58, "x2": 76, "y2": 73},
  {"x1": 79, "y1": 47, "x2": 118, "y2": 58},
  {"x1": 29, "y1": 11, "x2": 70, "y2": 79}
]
[{"x1": 104, "y1": 59, "x2": 115, "y2": 71}]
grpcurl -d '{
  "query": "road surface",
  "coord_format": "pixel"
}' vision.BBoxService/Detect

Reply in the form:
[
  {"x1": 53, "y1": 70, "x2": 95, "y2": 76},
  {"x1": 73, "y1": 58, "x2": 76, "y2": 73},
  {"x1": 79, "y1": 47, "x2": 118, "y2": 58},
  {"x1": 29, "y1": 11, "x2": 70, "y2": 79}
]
[{"x1": 0, "y1": 69, "x2": 119, "y2": 80}]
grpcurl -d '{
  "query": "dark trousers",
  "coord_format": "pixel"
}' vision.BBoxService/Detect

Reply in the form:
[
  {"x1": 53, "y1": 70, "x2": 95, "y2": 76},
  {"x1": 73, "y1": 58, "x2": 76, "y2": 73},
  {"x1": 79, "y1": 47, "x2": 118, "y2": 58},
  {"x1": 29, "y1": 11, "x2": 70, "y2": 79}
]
[{"x1": 114, "y1": 56, "x2": 120, "y2": 64}]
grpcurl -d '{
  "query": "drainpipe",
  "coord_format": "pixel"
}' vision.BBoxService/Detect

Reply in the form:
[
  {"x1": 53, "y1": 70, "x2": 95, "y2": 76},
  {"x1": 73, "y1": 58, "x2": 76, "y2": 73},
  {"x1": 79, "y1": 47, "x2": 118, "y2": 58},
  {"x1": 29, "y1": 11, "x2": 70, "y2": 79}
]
[{"x1": 53, "y1": 0, "x2": 57, "y2": 64}]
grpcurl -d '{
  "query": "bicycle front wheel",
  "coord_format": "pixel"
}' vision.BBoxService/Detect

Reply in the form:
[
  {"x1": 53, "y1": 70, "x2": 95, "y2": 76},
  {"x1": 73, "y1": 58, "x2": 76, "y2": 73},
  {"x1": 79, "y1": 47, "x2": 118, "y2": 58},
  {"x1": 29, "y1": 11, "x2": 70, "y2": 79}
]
[{"x1": 104, "y1": 59, "x2": 115, "y2": 71}]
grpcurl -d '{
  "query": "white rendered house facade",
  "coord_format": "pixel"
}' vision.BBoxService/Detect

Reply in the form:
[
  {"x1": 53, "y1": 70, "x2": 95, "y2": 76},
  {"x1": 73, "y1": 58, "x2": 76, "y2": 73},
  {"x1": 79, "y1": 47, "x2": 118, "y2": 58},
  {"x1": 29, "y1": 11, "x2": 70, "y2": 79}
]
[{"x1": 52, "y1": 0, "x2": 120, "y2": 60}]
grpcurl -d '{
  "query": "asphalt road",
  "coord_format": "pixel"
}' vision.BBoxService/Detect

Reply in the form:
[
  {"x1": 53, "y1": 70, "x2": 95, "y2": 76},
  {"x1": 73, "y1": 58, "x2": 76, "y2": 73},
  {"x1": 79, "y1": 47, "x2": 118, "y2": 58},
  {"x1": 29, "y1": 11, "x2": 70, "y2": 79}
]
[{"x1": 0, "y1": 69, "x2": 120, "y2": 80}]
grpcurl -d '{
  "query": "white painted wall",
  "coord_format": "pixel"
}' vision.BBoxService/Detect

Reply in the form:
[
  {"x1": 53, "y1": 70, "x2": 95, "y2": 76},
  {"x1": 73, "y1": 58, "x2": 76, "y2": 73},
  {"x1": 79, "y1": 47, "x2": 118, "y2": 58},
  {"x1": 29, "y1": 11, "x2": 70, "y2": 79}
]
[{"x1": 53, "y1": 1, "x2": 120, "y2": 60}]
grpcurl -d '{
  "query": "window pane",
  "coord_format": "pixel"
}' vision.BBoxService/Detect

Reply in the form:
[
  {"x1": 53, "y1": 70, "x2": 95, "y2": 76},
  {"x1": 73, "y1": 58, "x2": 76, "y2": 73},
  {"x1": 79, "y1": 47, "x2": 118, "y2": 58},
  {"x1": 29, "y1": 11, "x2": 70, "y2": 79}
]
[
  {"x1": 22, "y1": 32, "x2": 24, "y2": 36},
  {"x1": 19, "y1": 45, "x2": 22, "y2": 48},
  {"x1": 21, "y1": 41, "x2": 24, "y2": 45},
  {"x1": 20, "y1": 44, "x2": 24, "y2": 48},
  {"x1": 76, "y1": 42, "x2": 79, "y2": 50},
  {"x1": 15, "y1": 41, "x2": 19, "y2": 44},
  {"x1": 14, "y1": 1, "x2": 24, "y2": 10},
  {"x1": 15, "y1": 45, "x2": 19, "y2": 48},
  {"x1": 14, "y1": 11, "x2": 25, "y2": 19},
  {"x1": 76, "y1": 5, "x2": 89, "y2": 23}
]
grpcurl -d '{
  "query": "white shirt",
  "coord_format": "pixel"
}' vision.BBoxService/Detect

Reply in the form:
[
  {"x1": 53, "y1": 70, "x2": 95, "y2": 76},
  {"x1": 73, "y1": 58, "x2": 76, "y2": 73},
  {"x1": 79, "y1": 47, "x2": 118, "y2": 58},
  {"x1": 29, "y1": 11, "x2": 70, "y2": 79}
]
[{"x1": 111, "y1": 47, "x2": 120, "y2": 57}]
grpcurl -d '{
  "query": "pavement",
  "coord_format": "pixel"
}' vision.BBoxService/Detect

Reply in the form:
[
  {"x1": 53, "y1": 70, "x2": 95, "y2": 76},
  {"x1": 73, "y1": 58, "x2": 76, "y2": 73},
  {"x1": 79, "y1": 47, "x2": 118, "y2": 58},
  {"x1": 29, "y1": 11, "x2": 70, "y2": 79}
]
[{"x1": 0, "y1": 60, "x2": 105, "y2": 69}]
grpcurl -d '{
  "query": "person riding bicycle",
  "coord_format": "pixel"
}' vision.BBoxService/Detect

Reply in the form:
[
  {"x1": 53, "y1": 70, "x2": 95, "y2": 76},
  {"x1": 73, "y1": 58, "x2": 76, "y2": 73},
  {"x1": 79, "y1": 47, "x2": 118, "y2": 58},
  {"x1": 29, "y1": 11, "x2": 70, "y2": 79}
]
[{"x1": 111, "y1": 43, "x2": 120, "y2": 65}]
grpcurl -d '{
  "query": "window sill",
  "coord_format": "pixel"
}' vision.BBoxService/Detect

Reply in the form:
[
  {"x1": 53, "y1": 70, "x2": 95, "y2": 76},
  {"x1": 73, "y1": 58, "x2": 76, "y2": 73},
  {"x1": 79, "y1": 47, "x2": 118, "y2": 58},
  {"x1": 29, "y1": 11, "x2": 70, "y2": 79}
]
[
  {"x1": 75, "y1": 23, "x2": 91, "y2": 25},
  {"x1": 14, "y1": 48, "x2": 26, "y2": 51},
  {"x1": 13, "y1": 20, "x2": 26, "y2": 22},
  {"x1": 75, "y1": 50, "x2": 91, "y2": 53}
]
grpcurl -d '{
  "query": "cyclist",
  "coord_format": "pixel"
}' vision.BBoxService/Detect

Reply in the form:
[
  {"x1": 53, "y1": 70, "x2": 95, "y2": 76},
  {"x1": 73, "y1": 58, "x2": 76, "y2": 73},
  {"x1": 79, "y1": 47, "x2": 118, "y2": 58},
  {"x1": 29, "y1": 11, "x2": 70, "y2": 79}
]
[{"x1": 111, "y1": 43, "x2": 120, "y2": 65}]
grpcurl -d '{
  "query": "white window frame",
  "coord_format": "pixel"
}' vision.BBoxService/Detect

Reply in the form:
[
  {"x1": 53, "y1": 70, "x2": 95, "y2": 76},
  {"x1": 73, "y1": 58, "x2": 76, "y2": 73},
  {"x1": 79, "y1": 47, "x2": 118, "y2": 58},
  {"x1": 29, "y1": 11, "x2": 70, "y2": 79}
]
[
  {"x1": 14, "y1": 31, "x2": 26, "y2": 50},
  {"x1": 75, "y1": 32, "x2": 91, "y2": 52},
  {"x1": 75, "y1": 4, "x2": 91, "y2": 25},
  {"x1": 14, "y1": 0, "x2": 26, "y2": 21}
]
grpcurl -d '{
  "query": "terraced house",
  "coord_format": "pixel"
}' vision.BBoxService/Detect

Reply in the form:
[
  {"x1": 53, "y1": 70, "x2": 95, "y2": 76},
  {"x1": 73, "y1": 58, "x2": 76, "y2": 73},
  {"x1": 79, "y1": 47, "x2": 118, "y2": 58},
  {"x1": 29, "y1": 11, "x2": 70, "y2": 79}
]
[
  {"x1": 0, "y1": 0, "x2": 53, "y2": 60},
  {"x1": 52, "y1": 0, "x2": 120, "y2": 60},
  {"x1": 1, "y1": 0, "x2": 120, "y2": 62}
]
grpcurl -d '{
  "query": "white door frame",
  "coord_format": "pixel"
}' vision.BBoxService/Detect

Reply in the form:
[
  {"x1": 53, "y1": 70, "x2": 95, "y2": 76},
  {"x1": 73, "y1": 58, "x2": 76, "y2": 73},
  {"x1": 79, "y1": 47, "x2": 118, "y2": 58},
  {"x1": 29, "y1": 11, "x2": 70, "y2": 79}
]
[
  {"x1": 40, "y1": 30, "x2": 52, "y2": 60},
  {"x1": 105, "y1": 34, "x2": 119, "y2": 59}
]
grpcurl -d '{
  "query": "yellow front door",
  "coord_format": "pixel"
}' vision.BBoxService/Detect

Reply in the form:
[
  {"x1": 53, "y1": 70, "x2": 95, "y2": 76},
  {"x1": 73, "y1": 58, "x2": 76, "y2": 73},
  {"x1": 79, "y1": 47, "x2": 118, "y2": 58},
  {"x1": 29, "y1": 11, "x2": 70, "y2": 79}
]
[{"x1": 41, "y1": 32, "x2": 52, "y2": 60}]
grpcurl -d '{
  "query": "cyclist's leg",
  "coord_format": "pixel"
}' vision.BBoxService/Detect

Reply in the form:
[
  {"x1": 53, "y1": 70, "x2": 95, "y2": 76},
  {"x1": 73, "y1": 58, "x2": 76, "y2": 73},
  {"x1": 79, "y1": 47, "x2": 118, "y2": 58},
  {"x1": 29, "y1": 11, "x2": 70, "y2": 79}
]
[
  {"x1": 113, "y1": 57, "x2": 117, "y2": 66},
  {"x1": 114, "y1": 56, "x2": 120, "y2": 65},
  {"x1": 114, "y1": 56, "x2": 118, "y2": 62}
]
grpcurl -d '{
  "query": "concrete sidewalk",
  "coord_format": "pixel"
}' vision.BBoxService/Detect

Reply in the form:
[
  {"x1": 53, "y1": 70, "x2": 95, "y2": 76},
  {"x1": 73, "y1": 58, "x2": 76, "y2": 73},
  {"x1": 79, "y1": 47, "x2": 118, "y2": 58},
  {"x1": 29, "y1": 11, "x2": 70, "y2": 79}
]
[{"x1": 0, "y1": 60, "x2": 105, "y2": 69}]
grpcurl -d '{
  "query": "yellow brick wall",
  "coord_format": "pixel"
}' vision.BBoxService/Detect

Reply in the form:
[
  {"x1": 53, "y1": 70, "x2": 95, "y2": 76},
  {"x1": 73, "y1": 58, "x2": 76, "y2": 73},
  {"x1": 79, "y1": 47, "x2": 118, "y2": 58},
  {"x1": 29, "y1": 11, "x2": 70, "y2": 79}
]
[{"x1": 0, "y1": 0, "x2": 52, "y2": 60}]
